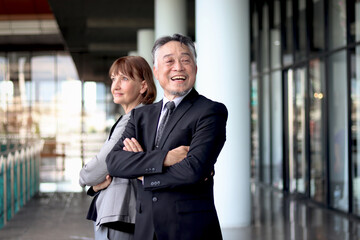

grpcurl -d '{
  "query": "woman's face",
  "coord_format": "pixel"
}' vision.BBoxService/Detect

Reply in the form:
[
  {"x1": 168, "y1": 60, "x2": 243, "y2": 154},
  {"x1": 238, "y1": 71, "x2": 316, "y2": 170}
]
[{"x1": 110, "y1": 71, "x2": 147, "y2": 111}]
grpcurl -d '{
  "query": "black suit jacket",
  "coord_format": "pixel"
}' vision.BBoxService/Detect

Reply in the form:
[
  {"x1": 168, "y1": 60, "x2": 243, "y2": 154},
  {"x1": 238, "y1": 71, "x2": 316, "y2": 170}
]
[{"x1": 106, "y1": 89, "x2": 228, "y2": 240}]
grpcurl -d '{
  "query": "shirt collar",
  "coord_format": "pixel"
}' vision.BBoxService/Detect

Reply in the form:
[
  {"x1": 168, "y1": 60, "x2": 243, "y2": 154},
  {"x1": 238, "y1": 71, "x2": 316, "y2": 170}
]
[{"x1": 162, "y1": 88, "x2": 192, "y2": 110}]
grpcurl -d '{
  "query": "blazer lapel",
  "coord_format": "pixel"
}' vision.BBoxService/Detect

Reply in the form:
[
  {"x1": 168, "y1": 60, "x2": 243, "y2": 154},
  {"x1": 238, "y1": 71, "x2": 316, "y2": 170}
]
[
  {"x1": 158, "y1": 89, "x2": 199, "y2": 148},
  {"x1": 147, "y1": 100, "x2": 163, "y2": 149}
]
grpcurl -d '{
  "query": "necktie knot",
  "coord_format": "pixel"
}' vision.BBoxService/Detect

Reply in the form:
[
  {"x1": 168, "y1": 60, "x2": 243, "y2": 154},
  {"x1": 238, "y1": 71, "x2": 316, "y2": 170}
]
[{"x1": 165, "y1": 101, "x2": 175, "y2": 112}]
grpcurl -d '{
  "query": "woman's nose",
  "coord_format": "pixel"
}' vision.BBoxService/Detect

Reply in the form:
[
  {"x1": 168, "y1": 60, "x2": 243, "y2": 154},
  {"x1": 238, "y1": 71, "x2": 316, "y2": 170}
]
[{"x1": 112, "y1": 78, "x2": 121, "y2": 88}]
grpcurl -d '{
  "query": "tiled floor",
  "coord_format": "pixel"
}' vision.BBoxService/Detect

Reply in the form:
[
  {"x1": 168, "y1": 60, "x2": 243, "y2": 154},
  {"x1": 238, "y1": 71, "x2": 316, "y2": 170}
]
[{"x1": 1, "y1": 156, "x2": 360, "y2": 240}]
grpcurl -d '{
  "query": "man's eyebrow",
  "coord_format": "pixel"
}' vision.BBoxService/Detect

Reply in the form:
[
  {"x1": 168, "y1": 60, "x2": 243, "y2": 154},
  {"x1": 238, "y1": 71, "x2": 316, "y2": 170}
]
[
  {"x1": 163, "y1": 54, "x2": 173, "y2": 59},
  {"x1": 163, "y1": 53, "x2": 191, "y2": 58},
  {"x1": 181, "y1": 53, "x2": 191, "y2": 57}
]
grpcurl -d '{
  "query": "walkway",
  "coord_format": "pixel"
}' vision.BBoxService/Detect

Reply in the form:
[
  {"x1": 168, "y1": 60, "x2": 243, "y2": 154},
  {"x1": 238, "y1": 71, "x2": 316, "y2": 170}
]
[
  {"x1": 0, "y1": 156, "x2": 360, "y2": 239},
  {"x1": 1, "y1": 186, "x2": 360, "y2": 240}
]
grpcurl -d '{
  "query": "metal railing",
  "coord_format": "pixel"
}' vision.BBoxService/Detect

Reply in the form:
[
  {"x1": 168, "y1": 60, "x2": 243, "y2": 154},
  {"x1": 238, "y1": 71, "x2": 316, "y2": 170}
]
[{"x1": 0, "y1": 137, "x2": 42, "y2": 229}]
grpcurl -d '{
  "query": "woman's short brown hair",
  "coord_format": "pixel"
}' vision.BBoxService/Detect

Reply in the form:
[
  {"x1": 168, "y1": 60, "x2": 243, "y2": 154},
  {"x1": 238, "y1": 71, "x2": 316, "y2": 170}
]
[{"x1": 109, "y1": 56, "x2": 156, "y2": 104}]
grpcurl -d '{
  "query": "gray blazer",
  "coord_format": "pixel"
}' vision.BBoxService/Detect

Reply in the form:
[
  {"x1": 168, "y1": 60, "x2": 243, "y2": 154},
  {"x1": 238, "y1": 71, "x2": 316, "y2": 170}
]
[{"x1": 79, "y1": 104, "x2": 143, "y2": 229}]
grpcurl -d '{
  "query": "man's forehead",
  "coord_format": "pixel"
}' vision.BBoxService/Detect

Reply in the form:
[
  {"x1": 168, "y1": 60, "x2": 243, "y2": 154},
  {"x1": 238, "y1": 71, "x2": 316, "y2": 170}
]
[{"x1": 159, "y1": 41, "x2": 191, "y2": 54}]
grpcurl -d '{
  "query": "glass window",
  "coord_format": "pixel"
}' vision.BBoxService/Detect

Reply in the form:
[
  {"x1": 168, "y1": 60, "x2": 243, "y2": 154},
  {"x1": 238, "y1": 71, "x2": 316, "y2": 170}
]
[
  {"x1": 351, "y1": 46, "x2": 360, "y2": 215},
  {"x1": 357, "y1": 0, "x2": 360, "y2": 42},
  {"x1": 348, "y1": 0, "x2": 360, "y2": 43},
  {"x1": 328, "y1": 51, "x2": 348, "y2": 211},
  {"x1": 295, "y1": 0, "x2": 307, "y2": 61},
  {"x1": 310, "y1": 0, "x2": 324, "y2": 54},
  {"x1": 309, "y1": 58, "x2": 326, "y2": 203},
  {"x1": 84, "y1": 81, "x2": 108, "y2": 133},
  {"x1": 251, "y1": 4, "x2": 259, "y2": 76},
  {"x1": 251, "y1": 78, "x2": 260, "y2": 181},
  {"x1": 31, "y1": 54, "x2": 57, "y2": 136},
  {"x1": 261, "y1": 3, "x2": 269, "y2": 72},
  {"x1": 261, "y1": 75, "x2": 271, "y2": 184},
  {"x1": 271, "y1": 71, "x2": 283, "y2": 189},
  {"x1": 328, "y1": 0, "x2": 346, "y2": 50},
  {"x1": 283, "y1": 0, "x2": 294, "y2": 66},
  {"x1": 288, "y1": 67, "x2": 307, "y2": 194},
  {"x1": 0, "y1": 54, "x2": 7, "y2": 134},
  {"x1": 270, "y1": 0, "x2": 281, "y2": 69}
]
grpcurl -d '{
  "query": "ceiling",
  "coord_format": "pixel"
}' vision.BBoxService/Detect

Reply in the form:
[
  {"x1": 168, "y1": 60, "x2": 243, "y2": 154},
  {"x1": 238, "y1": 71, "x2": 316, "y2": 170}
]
[
  {"x1": 47, "y1": 0, "x2": 195, "y2": 83},
  {"x1": 0, "y1": 0, "x2": 195, "y2": 83}
]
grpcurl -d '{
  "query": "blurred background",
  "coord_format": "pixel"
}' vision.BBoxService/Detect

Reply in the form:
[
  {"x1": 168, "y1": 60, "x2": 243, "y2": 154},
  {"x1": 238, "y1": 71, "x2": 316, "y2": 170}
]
[{"x1": 0, "y1": 0, "x2": 360, "y2": 239}]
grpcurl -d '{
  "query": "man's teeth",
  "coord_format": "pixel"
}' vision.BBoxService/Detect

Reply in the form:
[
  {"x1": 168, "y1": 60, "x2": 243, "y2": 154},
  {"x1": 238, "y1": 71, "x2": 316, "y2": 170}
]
[{"x1": 171, "y1": 76, "x2": 186, "y2": 80}]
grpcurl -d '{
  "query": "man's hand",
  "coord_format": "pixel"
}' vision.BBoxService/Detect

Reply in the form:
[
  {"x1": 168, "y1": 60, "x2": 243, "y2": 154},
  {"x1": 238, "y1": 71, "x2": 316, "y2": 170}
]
[
  {"x1": 123, "y1": 138, "x2": 144, "y2": 152},
  {"x1": 93, "y1": 174, "x2": 112, "y2": 192},
  {"x1": 164, "y1": 146, "x2": 189, "y2": 167}
]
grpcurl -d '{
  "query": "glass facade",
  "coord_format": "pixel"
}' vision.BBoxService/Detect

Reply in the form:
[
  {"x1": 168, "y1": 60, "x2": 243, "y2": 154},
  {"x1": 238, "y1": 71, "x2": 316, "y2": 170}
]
[
  {"x1": 351, "y1": 46, "x2": 360, "y2": 215},
  {"x1": 309, "y1": 58, "x2": 326, "y2": 203},
  {"x1": 0, "y1": 51, "x2": 116, "y2": 165},
  {"x1": 250, "y1": 0, "x2": 360, "y2": 217}
]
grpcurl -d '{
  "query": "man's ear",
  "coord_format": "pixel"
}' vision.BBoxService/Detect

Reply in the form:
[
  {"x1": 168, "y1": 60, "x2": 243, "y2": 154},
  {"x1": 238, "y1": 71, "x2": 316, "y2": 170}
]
[
  {"x1": 153, "y1": 65, "x2": 158, "y2": 80},
  {"x1": 140, "y1": 80, "x2": 148, "y2": 94}
]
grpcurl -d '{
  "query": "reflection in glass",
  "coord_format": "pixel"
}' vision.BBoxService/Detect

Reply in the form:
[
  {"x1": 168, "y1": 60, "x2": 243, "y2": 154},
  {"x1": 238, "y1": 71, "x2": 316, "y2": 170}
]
[
  {"x1": 261, "y1": 75, "x2": 270, "y2": 184},
  {"x1": 328, "y1": 0, "x2": 346, "y2": 50},
  {"x1": 271, "y1": 71, "x2": 283, "y2": 189},
  {"x1": 261, "y1": 4, "x2": 269, "y2": 72},
  {"x1": 310, "y1": 0, "x2": 324, "y2": 54},
  {"x1": 357, "y1": 1, "x2": 360, "y2": 42},
  {"x1": 31, "y1": 54, "x2": 57, "y2": 136},
  {"x1": 251, "y1": 7, "x2": 259, "y2": 76},
  {"x1": 288, "y1": 68, "x2": 307, "y2": 194},
  {"x1": 251, "y1": 78, "x2": 260, "y2": 181},
  {"x1": 328, "y1": 51, "x2": 348, "y2": 211},
  {"x1": 351, "y1": 46, "x2": 360, "y2": 215},
  {"x1": 0, "y1": 54, "x2": 7, "y2": 134},
  {"x1": 283, "y1": 0, "x2": 293, "y2": 66},
  {"x1": 348, "y1": 0, "x2": 360, "y2": 43},
  {"x1": 270, "y1": 0, "x2": 281, "y2": 69},
  {"x1": 309, "y1": 59, "x2": 326, "y2": 203},
  {"x1": 295, "y1": 0, "x2": 307, "y2": 61}
]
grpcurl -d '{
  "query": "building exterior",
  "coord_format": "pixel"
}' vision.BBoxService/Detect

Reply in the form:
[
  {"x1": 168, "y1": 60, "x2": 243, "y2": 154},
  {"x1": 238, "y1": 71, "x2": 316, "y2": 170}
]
[{"x1": 250, "y1": 0, "x2": 360, "y2": 219}]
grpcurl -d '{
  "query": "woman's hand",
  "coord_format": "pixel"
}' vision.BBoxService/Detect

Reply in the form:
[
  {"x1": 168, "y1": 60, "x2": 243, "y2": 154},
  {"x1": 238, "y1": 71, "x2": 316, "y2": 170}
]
[{"x1": 93, "y1": 174, "x2": 112, "y2": 192}]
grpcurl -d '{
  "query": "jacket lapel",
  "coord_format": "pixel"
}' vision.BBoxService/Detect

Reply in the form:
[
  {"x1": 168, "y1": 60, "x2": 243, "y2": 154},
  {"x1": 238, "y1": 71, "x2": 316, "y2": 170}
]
[
  {"x1": 146, "y1": 100, "x2": 163, "y2": 149},
  {"x1": 158, "y1": 89, "x2": 199, "y2": 148}
]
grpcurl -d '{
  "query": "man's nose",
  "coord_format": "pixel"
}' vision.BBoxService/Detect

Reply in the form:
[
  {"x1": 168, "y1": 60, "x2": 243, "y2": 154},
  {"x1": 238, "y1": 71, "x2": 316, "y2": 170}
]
[{"x1": 174, "y1": 60, "x2": 184, "y2": 71}]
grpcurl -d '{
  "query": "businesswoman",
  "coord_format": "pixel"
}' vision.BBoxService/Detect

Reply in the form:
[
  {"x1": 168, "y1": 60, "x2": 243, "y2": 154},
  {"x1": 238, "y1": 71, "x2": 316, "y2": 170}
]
[{"x1": 79, "y1": 56, "x2": 156, "y2": 240}]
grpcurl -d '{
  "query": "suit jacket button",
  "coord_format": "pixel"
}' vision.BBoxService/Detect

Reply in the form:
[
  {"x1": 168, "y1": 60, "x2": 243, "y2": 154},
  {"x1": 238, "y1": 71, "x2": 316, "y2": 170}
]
[{"x1": 152, "y1": 197, "x2": 158, "y2": 202}]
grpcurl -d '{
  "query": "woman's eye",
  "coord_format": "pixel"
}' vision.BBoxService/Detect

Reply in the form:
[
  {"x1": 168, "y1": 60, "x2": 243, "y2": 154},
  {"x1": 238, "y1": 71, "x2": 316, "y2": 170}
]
[{"x1": 122, "y1": 77, "x2": 128, "y2": 81}]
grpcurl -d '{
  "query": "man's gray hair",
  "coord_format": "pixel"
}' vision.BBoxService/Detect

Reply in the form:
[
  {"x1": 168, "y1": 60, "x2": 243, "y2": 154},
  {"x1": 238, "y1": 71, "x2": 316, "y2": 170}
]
[{"x1": 152, "y1": 33, "x2": 197, "y2": 68}]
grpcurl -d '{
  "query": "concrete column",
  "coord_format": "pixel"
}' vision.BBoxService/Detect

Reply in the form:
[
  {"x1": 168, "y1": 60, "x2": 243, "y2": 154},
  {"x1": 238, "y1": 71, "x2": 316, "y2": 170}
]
[
  {"x1": 128, "y1": 51, "x2": 138, "y2": 56},
  {"x1": 155, "y1": 0, "x2": 187, "y2": 38},
  {"x1": 154, "y1": 0, "x2": 187, "y2": 100},
  {"x1": 196, "y1": 0, "x2": 251, "y2": 228},
  {"x1": 137, "y1": 29, "x2": 155, "y2": 67}
]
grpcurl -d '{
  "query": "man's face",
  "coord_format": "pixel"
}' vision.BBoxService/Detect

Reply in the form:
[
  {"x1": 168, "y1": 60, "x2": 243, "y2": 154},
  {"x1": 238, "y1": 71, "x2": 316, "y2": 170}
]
[{"x1": 153, "y1": 41, "x2": 197, "y2": 100}]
